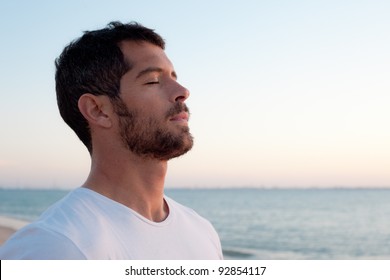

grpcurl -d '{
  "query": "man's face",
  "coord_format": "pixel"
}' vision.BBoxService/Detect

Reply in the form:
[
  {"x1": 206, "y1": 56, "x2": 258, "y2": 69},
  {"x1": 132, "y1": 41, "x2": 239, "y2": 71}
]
[{"x1": 113, "y1": 41, "x2": 193, "y2": 160}]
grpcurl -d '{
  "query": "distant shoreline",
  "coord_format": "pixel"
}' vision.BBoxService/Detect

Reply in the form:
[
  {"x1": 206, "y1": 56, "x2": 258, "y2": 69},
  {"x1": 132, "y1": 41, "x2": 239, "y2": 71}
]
[{"x1": 1, "y1": 186, "x2": 390, "y2": 191}]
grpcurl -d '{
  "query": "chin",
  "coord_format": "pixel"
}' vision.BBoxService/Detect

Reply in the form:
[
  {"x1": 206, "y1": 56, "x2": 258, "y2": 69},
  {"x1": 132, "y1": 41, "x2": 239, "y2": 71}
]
[{"x1": 164, "y1": 136, "x2": 194, "y2": 161}]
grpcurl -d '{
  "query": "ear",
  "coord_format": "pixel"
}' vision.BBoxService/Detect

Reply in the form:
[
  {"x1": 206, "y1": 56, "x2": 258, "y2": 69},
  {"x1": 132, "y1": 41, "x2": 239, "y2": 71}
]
[{"x1": 78, "y1": 94, "x2": 113, "y2": 128}]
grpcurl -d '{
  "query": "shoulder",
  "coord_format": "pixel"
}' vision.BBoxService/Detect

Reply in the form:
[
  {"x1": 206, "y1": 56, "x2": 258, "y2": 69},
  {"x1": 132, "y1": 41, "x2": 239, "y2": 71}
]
[
  {"x1": 165, "y1": 196, "x2": 218, "y2": 234},
  {"x1": 0, "y1": 188, "x2": 107, "y2": 260},
  {"x1": 164, "y1": 196, "x2": 224, "y2": 259},
  {"x1": 0, "y1": 223, "x2": 86, "y2": 259},
  {"x1": 165, "y1": 196, "x2": 203, "y2": 219}
]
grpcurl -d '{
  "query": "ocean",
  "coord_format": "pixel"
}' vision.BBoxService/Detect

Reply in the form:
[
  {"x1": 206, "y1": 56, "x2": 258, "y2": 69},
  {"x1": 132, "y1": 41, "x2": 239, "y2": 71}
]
[{"x1": 1, "y1": 187, "x2": 390, "y2": 259}]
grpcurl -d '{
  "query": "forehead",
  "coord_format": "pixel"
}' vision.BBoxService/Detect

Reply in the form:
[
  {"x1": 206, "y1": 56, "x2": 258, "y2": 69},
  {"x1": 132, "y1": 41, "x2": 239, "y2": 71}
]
[{"x1": 119, "y1": 40, "x2": 173, "y2": 72}]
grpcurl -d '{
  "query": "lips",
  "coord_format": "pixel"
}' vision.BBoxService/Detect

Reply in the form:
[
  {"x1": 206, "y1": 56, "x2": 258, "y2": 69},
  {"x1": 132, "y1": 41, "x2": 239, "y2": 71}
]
[{"x1": 170, "y1": 112, "x2": 189, "y2": 122}]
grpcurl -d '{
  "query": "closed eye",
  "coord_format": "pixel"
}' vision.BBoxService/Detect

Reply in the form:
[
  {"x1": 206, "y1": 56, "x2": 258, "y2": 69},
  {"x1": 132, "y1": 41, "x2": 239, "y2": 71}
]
[{"x1": 144, "y1": 81, "x2": 159, "y2": 85}]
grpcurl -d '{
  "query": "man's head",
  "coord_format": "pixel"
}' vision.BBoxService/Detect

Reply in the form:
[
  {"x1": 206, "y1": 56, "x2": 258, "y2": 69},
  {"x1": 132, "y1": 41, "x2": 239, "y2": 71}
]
[{"x1": 55, "y1": 21, "x2": 193, "y2": 159}]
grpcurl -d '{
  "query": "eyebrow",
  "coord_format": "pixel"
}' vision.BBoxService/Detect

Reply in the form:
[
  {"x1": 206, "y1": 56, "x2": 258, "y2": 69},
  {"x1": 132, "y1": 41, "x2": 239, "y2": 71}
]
[{"x1": 135, "y1": 67, "x2": 177, "y2": 80}]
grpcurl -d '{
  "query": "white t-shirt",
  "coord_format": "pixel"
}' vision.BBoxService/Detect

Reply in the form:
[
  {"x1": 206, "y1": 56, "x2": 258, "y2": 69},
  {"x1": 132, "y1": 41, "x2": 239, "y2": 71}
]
[{"x1": 0, "y1": 188, "x2": 223, "y2": 260}]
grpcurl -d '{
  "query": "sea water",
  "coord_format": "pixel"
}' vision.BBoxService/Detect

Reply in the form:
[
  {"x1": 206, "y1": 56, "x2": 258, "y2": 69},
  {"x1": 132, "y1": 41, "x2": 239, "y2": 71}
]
[{"x1": 1, "y1": 187, "x2": 390, "y2": 259}]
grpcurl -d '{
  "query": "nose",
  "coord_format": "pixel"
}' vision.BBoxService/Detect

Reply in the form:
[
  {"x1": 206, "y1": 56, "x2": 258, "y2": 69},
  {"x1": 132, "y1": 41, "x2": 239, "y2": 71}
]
[{"x1": 171, "y1": 81, "x2": 190, "y2": 103}]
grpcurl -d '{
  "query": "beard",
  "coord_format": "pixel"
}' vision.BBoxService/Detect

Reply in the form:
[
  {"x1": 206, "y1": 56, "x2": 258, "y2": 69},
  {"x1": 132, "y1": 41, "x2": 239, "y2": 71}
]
[{"x1": 111, "y1": 98, "x2": 193, "y2": 161}]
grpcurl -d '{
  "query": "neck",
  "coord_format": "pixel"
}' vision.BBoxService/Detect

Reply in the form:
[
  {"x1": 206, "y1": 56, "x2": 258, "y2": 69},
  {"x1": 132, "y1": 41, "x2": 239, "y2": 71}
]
[{"x1": 82, "y1": 150, "x2": 169, "y2": 222}]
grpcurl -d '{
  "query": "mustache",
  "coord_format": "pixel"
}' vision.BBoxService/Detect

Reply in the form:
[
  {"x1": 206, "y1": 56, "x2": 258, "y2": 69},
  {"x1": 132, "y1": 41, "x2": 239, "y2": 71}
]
[{"x1": 166, "y1": 102, "x2": 190, "y2": 118}]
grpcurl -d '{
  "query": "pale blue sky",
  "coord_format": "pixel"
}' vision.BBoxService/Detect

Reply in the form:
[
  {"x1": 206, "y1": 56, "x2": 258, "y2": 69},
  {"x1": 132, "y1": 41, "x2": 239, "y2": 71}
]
[{"x1": 1, "y1": 0, "x2": 389, "y2": 188}]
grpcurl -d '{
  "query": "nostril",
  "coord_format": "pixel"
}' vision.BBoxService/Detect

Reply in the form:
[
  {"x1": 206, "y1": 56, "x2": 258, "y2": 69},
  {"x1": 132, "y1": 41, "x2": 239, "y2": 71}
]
[
  {"x1": 175, "y1": 95, "x2": 186, "y2": 102},
  {"x1": 174, "y1": 86, "x2": 189, "y2": 103}
]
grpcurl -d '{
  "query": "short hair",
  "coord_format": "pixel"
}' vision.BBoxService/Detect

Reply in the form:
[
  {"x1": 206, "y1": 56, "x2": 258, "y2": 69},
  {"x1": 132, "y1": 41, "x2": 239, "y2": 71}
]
[{"x1": 55, "y1": 21, "x2": 165, "y2": 153}]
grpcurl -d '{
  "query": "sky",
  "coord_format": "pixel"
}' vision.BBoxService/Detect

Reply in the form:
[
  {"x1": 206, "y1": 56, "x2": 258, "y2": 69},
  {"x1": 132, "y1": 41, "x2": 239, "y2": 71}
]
[{"x1": 0, "y1": 0, "x2": 389, "y2": 189}]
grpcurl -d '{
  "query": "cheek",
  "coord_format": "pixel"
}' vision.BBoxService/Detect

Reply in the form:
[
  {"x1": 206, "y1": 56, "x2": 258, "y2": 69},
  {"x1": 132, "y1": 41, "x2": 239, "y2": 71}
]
[
  {"x1": 121, "y1": 88, "x2": 171, "y2": 119},
  {"x1": 138, "y1": 98, "x2": 170, "y2": 118}
]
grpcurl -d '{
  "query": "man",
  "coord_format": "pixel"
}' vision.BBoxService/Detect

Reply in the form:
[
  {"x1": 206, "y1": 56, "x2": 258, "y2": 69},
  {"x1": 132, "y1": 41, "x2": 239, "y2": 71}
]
[{"x1": 0, "y1": 21, "x2": 223, "y2": 259}]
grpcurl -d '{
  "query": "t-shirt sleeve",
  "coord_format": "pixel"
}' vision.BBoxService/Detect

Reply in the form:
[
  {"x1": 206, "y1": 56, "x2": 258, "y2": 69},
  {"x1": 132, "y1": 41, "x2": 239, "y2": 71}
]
[{"x1": 0, "y1": 225, "x2": 86, "y2": 260}]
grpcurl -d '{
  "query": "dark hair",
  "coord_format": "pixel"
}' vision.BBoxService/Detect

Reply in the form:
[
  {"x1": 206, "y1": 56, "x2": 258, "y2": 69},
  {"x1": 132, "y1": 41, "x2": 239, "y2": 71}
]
[{"x1": 55, "y1": 21, "x2": 165, "y2": 153}]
